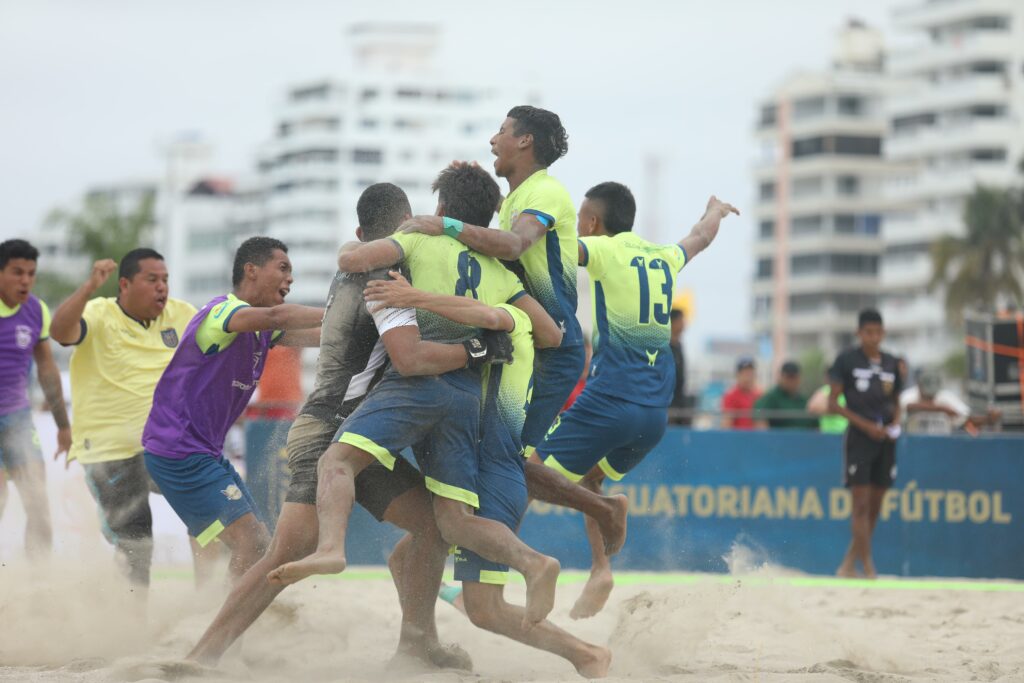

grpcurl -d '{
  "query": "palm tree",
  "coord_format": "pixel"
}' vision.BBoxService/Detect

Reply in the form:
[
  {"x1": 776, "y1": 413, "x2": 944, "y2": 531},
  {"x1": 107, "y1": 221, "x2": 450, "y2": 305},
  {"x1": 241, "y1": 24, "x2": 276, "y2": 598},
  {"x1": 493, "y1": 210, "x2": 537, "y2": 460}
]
[
  {"x1": 43, "y1": 190, "x2": 156, "y2": 299},
  {"x1": 929, "y1": 180, "x2": 1024, "y2": 324}
]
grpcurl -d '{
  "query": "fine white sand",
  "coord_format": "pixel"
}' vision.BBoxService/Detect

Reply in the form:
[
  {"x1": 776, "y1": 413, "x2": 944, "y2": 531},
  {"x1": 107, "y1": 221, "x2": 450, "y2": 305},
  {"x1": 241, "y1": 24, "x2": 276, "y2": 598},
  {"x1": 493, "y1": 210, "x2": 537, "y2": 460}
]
[{"x1": 0, "y1": 557, "x2": 1021, "y2": 683}]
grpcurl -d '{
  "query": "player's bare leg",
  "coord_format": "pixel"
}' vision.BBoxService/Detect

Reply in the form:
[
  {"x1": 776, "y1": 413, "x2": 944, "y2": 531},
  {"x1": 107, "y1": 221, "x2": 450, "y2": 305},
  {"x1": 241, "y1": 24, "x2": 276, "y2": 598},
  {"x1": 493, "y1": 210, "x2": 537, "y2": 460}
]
[
  {"x1": 214, "y1": 512, "x2": 271, "y2": 582},
  {"x1": 189, "y1": 502, "x2": 318, "y2": 664},
  {"x1": 838, "y1": 485, "x2": 872, "y2": 578},
  {"x1": 570, "y1": 468, "x2": 615, "y2": 619},
  {"x1": 384, "y1": 489, "x2": 472, "y2": 671},
  {"x1": 432, "y1": 497, "x2": 560, "y2": 628},
  {"x1": 9, "y1": 461, "x2": 51, "y2": 560},
  {"x1": 524, "y1": 458, "x2": 629, "y2": 555},
  {"x1": 462, "y1": 583, "x2": 611, "y2": 679},
  {"x1": 191, "y1": 537, "x2": 223, "y2": 589},
  {"x1": 268, "y1": 443, "x2": 373, "y2": 585},
  {"x1": 862, "y1": 485, "x2": 887, "y2": 579}
]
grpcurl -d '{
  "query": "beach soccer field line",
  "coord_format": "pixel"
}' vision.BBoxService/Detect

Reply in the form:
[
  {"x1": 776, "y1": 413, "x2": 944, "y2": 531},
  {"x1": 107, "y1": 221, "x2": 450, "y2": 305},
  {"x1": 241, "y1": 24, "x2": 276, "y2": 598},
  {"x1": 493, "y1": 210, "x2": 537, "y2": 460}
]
[{"x1": 151, "y1": 567, "x2": 1024, "y2": 592}]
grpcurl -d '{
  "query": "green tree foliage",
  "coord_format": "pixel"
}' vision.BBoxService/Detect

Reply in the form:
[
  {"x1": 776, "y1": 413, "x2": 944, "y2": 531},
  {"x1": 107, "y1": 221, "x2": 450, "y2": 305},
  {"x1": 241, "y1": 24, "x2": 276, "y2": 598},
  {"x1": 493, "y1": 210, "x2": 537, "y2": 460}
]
[
  {"x1": 929, "y1": 178, "x2": 1024, "y2": 324},
  {"x1": 44, "y1": 191, "x2": 156, "y2": 299}
]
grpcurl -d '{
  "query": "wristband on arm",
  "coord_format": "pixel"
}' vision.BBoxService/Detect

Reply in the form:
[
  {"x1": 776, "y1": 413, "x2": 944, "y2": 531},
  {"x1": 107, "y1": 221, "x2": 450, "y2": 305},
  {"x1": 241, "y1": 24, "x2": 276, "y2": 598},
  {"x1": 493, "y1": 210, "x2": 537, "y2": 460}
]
[{"x1": 443, "y1": 216, "x2": 464, "y2": 239}]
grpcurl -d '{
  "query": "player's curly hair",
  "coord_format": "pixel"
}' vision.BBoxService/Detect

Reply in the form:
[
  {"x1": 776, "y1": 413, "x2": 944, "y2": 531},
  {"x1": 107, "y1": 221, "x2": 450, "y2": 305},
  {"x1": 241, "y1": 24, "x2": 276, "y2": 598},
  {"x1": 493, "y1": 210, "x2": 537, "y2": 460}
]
[
  {"x1": 507, "y1": 105, "x2": 569, "y2": 168},
  {"x1": 432, "y1": 165, "x2": 502, "y2": 228}
]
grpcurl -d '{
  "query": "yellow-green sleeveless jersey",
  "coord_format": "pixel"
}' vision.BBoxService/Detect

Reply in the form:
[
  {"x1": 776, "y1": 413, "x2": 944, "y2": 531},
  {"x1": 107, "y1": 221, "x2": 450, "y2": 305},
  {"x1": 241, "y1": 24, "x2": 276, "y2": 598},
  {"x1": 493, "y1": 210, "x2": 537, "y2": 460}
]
[
  {"x1": 486, "y1": 303, "x2": 534, "y2": 449},
  {"x1": 579, "y1": 232, "x2": 688, "y2": 407},
  {"x1": 390, "y1": 233, "x2": 526, "y2": 340},
  {"x1": 498, "y1": 169, "x2": 582, "y2": 347}
]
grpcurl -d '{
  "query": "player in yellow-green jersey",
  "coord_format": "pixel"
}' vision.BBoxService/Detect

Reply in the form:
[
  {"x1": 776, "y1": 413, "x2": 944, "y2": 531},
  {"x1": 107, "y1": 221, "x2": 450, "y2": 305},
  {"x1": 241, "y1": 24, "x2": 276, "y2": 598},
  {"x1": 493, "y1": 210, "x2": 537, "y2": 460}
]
[
  {"x1": 397, "y1": 106, "x2": 584, "y2": 454},
  {"x1": 362, "y1": 269, "x2": 611, "y2": 678},
  {"x1": 537, "y1": 182, "x2": 738, "y2": 620}
]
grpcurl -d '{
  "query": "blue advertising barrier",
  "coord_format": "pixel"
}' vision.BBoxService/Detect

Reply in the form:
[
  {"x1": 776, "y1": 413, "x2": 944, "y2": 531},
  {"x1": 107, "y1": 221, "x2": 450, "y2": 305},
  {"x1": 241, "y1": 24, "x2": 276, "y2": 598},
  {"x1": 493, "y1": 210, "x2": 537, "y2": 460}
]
[{"x1": 245, "y1": 424, "x2": 1023, "y2": 578}]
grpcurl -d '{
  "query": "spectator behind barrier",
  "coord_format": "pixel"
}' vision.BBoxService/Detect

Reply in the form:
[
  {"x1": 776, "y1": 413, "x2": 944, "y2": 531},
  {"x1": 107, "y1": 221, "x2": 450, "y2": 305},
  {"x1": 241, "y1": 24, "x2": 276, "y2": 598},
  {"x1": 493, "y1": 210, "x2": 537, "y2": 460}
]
[
  {"x1": 901, "y1": 368, "x2": 1001, "y2": 436},
  {"x1": 754, "y1": 361, "x2": 817, "y2": 430},
  {"x1": 720, "y1": 357, "x2": 760, "y2": 430}
]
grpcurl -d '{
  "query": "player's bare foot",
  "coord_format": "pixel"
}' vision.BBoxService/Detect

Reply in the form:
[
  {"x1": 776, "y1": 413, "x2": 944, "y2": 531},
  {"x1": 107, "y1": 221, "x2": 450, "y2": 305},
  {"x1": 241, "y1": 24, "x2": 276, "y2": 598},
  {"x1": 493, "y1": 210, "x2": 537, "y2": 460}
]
[
  {"x1": 267, "y1": 550, "x2": 345, "y2": 585},
  {"x1": 836, "y1": 561, "x2": 857, "y2": 578},
  {"x1": 390, "y1": 640, "x2": 472, "y2": 672},
  {"x1": 523, "y1": 555, "x2": 560, "y2": 628},
  {"x1": 570, "y1": 568, "x2": 613, "y2": 619},
  {"x1": 573, "y1": 644, "x2": 612, "y2": 678},
  {"x1": 863, "y1": 560, "x2": 878, "y2": 579},
  {"x1": 597, "y1": 494, "x2": 628, "y2": 556}
]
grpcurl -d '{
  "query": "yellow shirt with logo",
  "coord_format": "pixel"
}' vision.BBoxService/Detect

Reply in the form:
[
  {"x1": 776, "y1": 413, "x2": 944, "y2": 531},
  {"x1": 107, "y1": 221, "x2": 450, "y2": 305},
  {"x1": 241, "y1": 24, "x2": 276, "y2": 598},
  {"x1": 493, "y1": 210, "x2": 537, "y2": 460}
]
[{"x1": 68, "y1": 297, "x2": 197, "y2": 464}]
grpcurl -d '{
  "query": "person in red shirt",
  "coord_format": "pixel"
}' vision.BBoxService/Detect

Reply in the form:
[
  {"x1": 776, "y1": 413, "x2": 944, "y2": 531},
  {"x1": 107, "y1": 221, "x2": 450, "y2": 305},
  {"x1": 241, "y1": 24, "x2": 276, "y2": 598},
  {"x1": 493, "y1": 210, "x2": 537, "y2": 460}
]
[{"x1": 721, "y1": 357, "x2": 761, "y2": 429}]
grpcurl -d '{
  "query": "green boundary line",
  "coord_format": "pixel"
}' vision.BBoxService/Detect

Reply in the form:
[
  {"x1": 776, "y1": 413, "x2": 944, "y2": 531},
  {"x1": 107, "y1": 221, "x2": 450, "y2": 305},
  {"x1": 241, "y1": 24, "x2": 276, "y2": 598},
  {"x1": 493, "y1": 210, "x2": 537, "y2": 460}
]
[{"x1": 151, "y1": 568, "x2": 1024, "y2": 592}]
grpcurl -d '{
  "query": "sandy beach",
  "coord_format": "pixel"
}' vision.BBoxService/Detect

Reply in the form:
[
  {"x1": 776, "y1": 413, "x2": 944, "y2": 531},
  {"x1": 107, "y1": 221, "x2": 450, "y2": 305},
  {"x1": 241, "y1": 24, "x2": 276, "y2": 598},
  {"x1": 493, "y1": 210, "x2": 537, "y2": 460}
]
[{"x1": 0, "y1": 558, "x2": 1021, "y2": 683}]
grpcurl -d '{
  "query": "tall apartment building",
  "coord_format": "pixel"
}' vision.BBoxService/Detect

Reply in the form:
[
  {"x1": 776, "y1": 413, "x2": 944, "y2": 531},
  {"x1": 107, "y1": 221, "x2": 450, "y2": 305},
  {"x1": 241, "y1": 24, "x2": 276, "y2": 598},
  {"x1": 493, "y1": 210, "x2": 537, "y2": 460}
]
[
  {"x1": 752, "y1": 22, "x2": 893, "y2": 367},
  {"x1": 259, "y1": 23, "x2": 534, "y2": 305},
  {"x1": 883, "y1": 0, "x2": 1024, "y2": 367}
]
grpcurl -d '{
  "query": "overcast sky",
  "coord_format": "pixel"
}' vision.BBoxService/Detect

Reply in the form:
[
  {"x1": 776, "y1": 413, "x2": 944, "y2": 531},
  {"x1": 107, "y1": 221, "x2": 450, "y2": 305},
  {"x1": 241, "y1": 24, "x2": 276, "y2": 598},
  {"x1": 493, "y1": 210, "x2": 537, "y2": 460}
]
[{"x1": 0, "y1": 0, "x2": 900, "y2": 349}]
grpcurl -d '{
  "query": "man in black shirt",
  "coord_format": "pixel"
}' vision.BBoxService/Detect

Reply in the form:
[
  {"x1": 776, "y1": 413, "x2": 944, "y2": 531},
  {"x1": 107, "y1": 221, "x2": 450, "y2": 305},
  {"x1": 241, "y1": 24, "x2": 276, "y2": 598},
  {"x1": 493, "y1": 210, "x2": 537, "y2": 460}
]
[{"x1": 828, "y1": 309, "x2": 903, "y2": 579}]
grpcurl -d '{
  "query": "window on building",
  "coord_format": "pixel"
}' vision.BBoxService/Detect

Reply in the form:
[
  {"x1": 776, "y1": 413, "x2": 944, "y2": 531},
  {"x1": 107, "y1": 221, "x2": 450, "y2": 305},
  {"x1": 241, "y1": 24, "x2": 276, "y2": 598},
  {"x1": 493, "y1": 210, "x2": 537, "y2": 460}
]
[
  {"x1": 759, "y1": 181, "x2": 776, "y2": 202},
  {"x1": 969, "y1": 60, "x2": 1006, "y2": 75},
  {"x1": 892, "y1": 112, "x2": 936, "y2": 136},
  {"x1": 792, "y1": 176, "x2": 823, "y2": 198},
  {"x1": 753, "y1": 295, "x2": 773, "y2": 316},
  {"x1": 396, "y1": 88, "x2": 422, "y2": 99},
  {"x1": 352, "y1": 148, "x2": 383, "y2": 164},
  {"x1": 361, "y1": 88, "x2": 379, "y2": 101},
  {"x1": 792, "y1": 136, "x2": 825, "y2": 158},
  {"x1": 792, "y1": 214, "x2": 823, "y2": 236},
  {"x1": 756, "y1": 258, "x2": 774, "y2": 279},
  {"x1": 278, "y1": 122, "x2": 292, "y2": 138},
  {"x1": 793, "y1": 96, "x2": 826, "y2": 120},
  {"x1": 291, "y1": 84, "x2": 329, "y2": 101},
  {"x1": 970, "y1": 148, "x2": 1007, "y2": 162},
  {"x1": 836, "y1": 95, "x2": 864, "y2": 116},
  {"x1": 834, "y1": 135, "x2": 881, "y2": 156},
  {"x1": 836, "y1": 175, "x2": 860, "y2": 196},
  {"x1": 759, "y1": 104, "x2": 777, "y2": 128},
  {"x1": 759, "y1": 220, "x2": 775, "y2": 239}
]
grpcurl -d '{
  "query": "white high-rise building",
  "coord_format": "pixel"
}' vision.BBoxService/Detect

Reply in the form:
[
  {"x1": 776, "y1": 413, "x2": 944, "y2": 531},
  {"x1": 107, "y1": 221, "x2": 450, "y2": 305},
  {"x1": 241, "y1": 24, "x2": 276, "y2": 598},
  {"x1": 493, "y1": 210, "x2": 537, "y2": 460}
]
[
  {"x1": 259, "y1": 23, "x2": 535, "y2": 305},
  {"x1": 752, "y1": 22, "x2": 893, "y2": 367},
  {"x1": 883, "y1": 0, "x2": 1024, "y2": 367}
]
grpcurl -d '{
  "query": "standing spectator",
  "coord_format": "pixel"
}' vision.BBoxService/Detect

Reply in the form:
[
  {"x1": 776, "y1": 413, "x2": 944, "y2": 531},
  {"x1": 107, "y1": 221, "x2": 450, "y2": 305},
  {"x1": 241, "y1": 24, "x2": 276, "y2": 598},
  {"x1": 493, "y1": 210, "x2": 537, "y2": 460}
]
[
  {"x1": 900, "y1": 368, "x2": 1000, "y2": 435},
  {"x1": 807, "y1": 377, "x2": 848, "y2": 434},
  {"x1": 828, "y1": 309, "x2": 902, "y2": 579},
  {"x1": 668, "y1": 309, "x2": 687, "y2": 424},
  {"x1": 754, "y1": 361, "x2": 816, "y2": 430},
  {"x1": 0, "y1": 239, "x2": 69, "y2": 559},
  {"x1": 720, "y1": 357, "x2": 760, "y2": 429}
]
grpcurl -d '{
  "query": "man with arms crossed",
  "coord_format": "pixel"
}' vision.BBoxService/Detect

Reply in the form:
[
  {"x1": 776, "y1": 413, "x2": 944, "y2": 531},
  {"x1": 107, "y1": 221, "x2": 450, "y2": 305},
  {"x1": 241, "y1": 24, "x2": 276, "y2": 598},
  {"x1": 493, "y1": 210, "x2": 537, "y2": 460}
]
[
  {"x1": 270, "y1": 165, "x2": 562, "y2": 628},
  {"x1": 142, "y1": 237, "x2": 322, "y2": 583},
  {"x1": 188, "y1": 184, "x2": 511, "y2": 669},
  {"x1": 50, "y1": 248, "x2": 199, "y2": 589},
  {"x1": 538, "y1": 184, "x2": 738, "y2": 619},
  {"x1": 366, "y1": 271, "x2": 612, "y2": 678},
  {"x1": 828, "y1": 309, "x2": 902, "y2": 579},
  {"x1": 0, "y1": 239, "x2": 69, "y2": 559}
]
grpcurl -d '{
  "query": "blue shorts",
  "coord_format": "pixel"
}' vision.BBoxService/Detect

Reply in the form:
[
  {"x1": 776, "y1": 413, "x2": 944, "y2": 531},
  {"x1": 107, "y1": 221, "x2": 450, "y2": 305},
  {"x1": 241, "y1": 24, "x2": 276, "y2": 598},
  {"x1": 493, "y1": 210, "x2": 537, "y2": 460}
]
[
  {"x1": 454, "y1": 414, "x2": 527, "y2": 585},
  {"x1": 335, "y1": 372, "x2": 481, "y2": 508},
  {"x1": 520, "y1": 344, "x2": 586, "y2": 451},
  {"x1": 0, "y1": 409, "x2": 44, "y2": 471},
  {"x1": 143, "y1": 450, "x2": 259, "y2": 546},
  {"x1": 536, "y1": 389, "x2": 667, "y2": 482}
]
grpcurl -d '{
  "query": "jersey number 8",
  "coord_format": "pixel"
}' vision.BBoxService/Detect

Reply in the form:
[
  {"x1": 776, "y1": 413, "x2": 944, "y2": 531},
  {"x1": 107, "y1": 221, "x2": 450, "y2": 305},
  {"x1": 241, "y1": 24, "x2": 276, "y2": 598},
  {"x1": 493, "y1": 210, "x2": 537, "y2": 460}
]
[{"x1": 455, "y1": 251, "x2": 482, "y2": 299}]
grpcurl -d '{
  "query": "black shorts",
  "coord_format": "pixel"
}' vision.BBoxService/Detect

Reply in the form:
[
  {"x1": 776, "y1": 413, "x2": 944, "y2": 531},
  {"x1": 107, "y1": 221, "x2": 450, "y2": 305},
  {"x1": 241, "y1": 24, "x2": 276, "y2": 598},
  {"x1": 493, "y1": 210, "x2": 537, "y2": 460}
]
[
  {"x1": 843, "y1": 427, "x2": 896, "y2": 488},
  {"x1": 284, "y1": 414, "x2": 423, "y2": 521}
]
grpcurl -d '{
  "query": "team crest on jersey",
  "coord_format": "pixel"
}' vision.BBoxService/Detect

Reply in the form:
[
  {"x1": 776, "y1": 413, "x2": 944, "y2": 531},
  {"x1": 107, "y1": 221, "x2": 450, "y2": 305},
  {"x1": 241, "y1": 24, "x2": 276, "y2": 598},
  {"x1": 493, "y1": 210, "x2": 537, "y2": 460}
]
[
  {"x1": 222, "y1": 484, "x2": 243, "y2": 501},
  {"x1": 15, "y1": 324, "x2": 32, "y2": 349},
  {"x1": 161, "y1": 328, "x2": 179, "y2": 348}
]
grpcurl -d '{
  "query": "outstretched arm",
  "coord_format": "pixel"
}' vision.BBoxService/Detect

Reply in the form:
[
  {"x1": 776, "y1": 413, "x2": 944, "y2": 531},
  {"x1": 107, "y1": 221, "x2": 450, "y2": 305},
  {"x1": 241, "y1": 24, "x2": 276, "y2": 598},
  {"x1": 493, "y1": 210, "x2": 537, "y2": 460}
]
[
  {"x1": 399, "y1": 212, "x2": 547, "y2": 261},
  {"x1": 678, "y1": 196, "x2": 739, "y2": 264},
  {"x1": 227, "y1": 304, "x2": 323, "y2": 333},
  {"x1": 364, "y1": 271, "x2": 515, "y2": 332},
  {"x1": 337, "y1": 239, "x2": 402, "y2": 274},
  {"x1": 50, "y1": 259, "x2": 117, "y2": 345}
]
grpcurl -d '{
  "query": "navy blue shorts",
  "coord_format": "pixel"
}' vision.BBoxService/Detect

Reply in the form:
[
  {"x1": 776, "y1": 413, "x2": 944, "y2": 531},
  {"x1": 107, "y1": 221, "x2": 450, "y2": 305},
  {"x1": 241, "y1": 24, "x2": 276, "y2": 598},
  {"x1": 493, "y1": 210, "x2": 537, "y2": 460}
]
[
  {"x1": 0, "y1": 409, "x2": 43, "y2": 471},
  {"x1": 335, "y1": 372, "x2": 482, "y2": 508},
  {"x1": 536, "y1": 389, "x2": 667, "y2": 482},
  {"x1": 520, "y1": 344, "x2": 586, "y2": 451},
  {"x1": 143, "y1": 450, "x2": 259, "y2": 546},
  {"x1": 454, "y1": 415, "x2": 527, "y2": 585}
]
